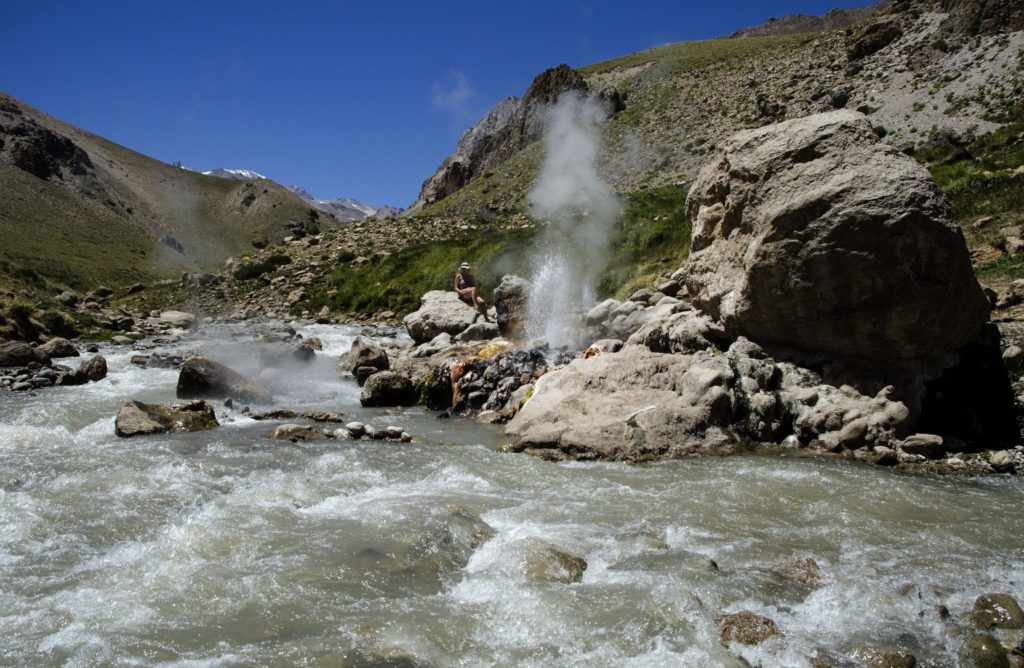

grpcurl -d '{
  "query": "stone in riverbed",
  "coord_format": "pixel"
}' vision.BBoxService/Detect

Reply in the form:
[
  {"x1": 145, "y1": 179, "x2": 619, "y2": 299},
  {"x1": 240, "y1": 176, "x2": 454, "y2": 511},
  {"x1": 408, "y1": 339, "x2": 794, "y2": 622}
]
[
  {"x1": 775, "y1": 556, "x2": 822, "y2": 587},
  {"x1": 524, "y1": 542, "x2": 587, "y2": 584},
  {"x1": 77, "y1": 354, "x2": 107, "y2": 382},
  {"x1": 684, "y1": 110, "x2": 988, "y2": 360},
  {"x1": 177, "y1": 357, "x2": 272, "y2": 404},
  {"x1": 718, "y1": 611, "x2": 781, "y2": 646},
  {"x1": 360, "y1": 371, "x2": 417, "y2": 407},
  {"x1": 958, "y1": 633, "x2": 1010, "y2": 668},
  {"x1": 269, "y1": 423, "x2": 328, "y2": 442},
  {"x1": 337, "y1": 336, "x2": 389, "y2": 376},
  {"x1": 159, "y1": 311, "x2": 197, "y2": 329},
  {"x1": 37, "y1": 337, "x2": 79, "y2": 359},
  {"x1": 115, "y1": 399, "x2": 219, "y2": 437},
  {"x1": 974, "y1": 593, "x2": 1024, "y2": 630},
  {"x1": 455, "y1": 321, "x2": 500, "y2": 343},
  {"x1": 345, "y1": 421, "x2": 366, "y2": 438}
]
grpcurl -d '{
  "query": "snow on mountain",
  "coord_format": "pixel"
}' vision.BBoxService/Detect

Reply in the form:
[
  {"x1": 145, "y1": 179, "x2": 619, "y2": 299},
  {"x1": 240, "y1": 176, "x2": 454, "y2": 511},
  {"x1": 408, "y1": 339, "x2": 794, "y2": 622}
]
[
  {"x1": 285, "y1": 185, "x2": 401, "y2": 223},
  {"x1": 201, "y1": 168, "x2": 268, "y2": 180}
]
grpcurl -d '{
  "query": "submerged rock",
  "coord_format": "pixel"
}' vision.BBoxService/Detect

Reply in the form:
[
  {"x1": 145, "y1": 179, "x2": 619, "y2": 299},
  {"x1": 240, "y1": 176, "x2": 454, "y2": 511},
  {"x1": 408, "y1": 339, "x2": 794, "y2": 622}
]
[
  {"x1": 684, "y1": 110, "x2": 988, "y2": 360},
  {"x1": 176, "y1": 357, "x2": 272, "y2": 404},
  {"x1": 959, "y1": 633, "x2": 1010, "y2": 668},
  {"x1": 269, "y1": 423, "x2": 328, "y2": 442},
  {"x1": 115, "y1": 399, "x2": 219, "y2": 437},
  {"x1": 523, "y1": 542, "x2": 587, "y2": 584},
  {"x1": 974, "y1": 593, "x2": 1024, "y2": 630},
  {"x1": 718, "y1": 610, "x2": 781, "y2": 646}
]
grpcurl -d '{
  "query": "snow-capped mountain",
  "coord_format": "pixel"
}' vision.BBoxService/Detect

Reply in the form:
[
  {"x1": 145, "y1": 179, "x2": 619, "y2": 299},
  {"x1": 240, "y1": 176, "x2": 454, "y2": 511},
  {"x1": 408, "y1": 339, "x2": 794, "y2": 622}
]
[
  {"x1": 286, "y1": 185, "x2": 401, "y2": 223},
  {"x1": 172, "y1": 161, "x2": 399, "y2": 222},
  {"x1": 202, "y1": 168, "x2": 268, "y2": 180}
]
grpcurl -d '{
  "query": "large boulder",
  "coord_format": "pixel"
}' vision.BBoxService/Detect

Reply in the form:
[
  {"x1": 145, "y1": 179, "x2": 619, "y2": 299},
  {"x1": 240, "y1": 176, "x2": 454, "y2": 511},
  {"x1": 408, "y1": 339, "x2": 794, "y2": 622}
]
[
  {"x1": 158, "y1": 310, "x2": 197, "y2": 329},
  {"x1": 0, "y1": 342, "x2": 49, "y2": 367},
  {"x1": 176, "y1": 357, "x2": 272, "y2": 404},
  {"x1": 37, "y1": 337, "x2": 79, "y2": 359},
  {"x1": 360, "y1": 371, "x2": 418, "y2": 407},
  {"x1": 684, "y1": 110, "x2": 989, "y2": 361},
  {"x1": 337, "y1": 336, "x2": 389, "y2": 375},
  {"x1": 505, "y1": 347, "x2": 738, "y2": 461},
  {"x1": 77, "y1": 354, "x2": 107, "y2": 382},
  {"x1": 115, "y1": 399, "x2": 219, "y2": 437},
  {"x1": 493, "y1": 275, "x2": 530, "y2": 337},
  {"x1": 403, "y1": 290, "x2": 481, "y2": 344}
]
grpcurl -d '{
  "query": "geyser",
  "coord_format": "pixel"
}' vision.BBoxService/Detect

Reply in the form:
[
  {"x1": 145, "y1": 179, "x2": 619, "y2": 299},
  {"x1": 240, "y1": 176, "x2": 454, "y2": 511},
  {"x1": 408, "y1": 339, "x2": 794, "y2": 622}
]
[{"x1": 525, "y1": 92, "x2": 621, "y2": 348}]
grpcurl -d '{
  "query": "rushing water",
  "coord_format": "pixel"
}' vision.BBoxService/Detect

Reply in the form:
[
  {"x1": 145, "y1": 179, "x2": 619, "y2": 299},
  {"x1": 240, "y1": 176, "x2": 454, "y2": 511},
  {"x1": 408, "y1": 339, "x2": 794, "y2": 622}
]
[{"x1": 1, "y1": 323, "x2": 1022, "y2": 667}]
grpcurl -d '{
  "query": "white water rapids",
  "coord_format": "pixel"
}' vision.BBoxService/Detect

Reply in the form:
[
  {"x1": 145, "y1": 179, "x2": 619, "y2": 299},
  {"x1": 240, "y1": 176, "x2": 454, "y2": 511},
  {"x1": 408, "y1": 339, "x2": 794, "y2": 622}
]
[{"x1": 1, "y1": 322, "x2": 1022, "y2": 666}]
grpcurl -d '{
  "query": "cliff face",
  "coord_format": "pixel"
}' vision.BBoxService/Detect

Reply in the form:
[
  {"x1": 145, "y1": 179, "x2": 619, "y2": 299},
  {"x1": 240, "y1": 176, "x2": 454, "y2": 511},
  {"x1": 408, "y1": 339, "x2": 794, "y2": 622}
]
[
  {"x1": 940, "y1": 0, "x2": 1024, "y2": 35},
  {"x1": 409, "y1": 64, "x2": 590, "y2": 211}
]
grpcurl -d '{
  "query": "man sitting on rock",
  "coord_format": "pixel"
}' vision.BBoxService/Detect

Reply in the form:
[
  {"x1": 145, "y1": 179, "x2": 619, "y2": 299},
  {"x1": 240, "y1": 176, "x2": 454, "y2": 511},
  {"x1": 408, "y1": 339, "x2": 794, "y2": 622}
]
[{"x1": 454, "y1": 262, "x2": 490, "y2": 322}]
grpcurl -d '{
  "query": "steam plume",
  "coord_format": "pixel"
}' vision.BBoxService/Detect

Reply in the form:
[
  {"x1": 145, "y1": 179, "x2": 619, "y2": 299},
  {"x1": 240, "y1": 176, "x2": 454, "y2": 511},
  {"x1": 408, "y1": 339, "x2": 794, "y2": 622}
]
[{"x1": 525, "y1": 92, "x2": 620, "y2": 347}]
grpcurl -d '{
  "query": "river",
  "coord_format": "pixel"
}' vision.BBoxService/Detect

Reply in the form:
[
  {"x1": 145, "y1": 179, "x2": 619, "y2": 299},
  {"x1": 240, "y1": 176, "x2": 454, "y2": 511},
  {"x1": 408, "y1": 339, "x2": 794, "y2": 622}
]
[{"x1": 1, "y1": 322, "x2": 1022, "y2": 666}]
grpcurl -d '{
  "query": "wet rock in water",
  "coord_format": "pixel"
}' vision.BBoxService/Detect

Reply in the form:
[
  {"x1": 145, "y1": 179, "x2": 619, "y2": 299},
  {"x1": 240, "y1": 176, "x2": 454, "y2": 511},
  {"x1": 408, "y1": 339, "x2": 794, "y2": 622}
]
[
  {"x1": 403, "y1": 290, "x2": 481, "y2": 343},
  {"x1": 454, "y1": 321, "x2": 500, "y2": 343},
  {"x1": 384, "y1": 425, "x2": 404, "y2": 440},
  {"x1": 609, "y1": 548, "x2": 719, "y2": 575},
  {"x1": 115, "y1": 399, "x2": 219, "y2": 437},
  {"x1": 363, "y1": 424, "x2": 382, "y2": 440},
  {"x1": 898, "y1": 433, "x2": 947, "y2": 459},
  {"x1": 77, "y1": 354, "x2": 107, "y2": 382},
  {"x1": 337, "y1": 336, "x2": 390, "y2": 376},
  {"x1": 111, "y1": 335, "x2": 133, "y2": 345},
  {"x1": 303, "y1": 410, "x2": 345, "y2": 423},
  {"x1": 975, "y1": 594, "x2": 1024, "y2": 630},
  {"x1": 360, "y1": 371, "x2": 417, "y2": 407},
  {"x1": 959, "y1": 634, "x2": 1010, "y2": 668},
  {"x1": 862, "y1": 649, "x2": 918, "y2": 668},
  {"x1": 718, "y1": 610, "x2": 781, "y2": 646},
  {"x1": 158, "y1": 310, "x2": 197, "y2": 329},
  {"x1": 524, "y1": 542, "x2": 587, "y2": 584},
  {"x1": 269, "y1": 423, "x2": 328, "y2": 442},
  {"x1": 251, "y1": 408, "x2": 298, "y2": 420},
  {"x1": 37, "y1": 337, "x2": 79, "y2": 359},
  {"x1": 345, "y1": 422, "x2": 366, "y2": 438},
  {"x1": 493, "y1": 274, "x2": 530, "y2": 337},
  {"x1": 0, "y1": 342, "x2": 50, "y2": 367},
  {"x1": 776, "y1": 556, "x2": 822, "y2": 587},
  {"x1": 177, "y1": 357, "x2": 272, "y2": 404},
  {"x1": 684, "y1": 110, "x2": 988, "y2": 360}
]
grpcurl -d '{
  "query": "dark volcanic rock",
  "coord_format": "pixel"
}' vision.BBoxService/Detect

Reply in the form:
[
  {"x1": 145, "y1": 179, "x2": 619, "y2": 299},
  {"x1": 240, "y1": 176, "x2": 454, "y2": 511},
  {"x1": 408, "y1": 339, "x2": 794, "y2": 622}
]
[
  {"x1": 847, "y1": 19, "x2": 903, "y2": 61},
  {"x1": 177, "y1": 357, "x2": 272, "y2": 404},
  {"x1": 684, "y1": 110, "x2": 989, "y2": 361}
]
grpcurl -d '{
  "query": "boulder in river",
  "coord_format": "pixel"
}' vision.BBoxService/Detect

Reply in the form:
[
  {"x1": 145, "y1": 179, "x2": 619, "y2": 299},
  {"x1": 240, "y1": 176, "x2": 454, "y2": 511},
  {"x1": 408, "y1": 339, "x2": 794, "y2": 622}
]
[
  {"x1": 158, "y1": 311, "x2": 197, "y2": 329},
  {"x1": 958, "y1": 633, "x2": 1010, "y2": 668},
  {"x1": 337, "y1": 336, "x2": 389, "y2": 376},
  {"x1": 77, "y1": 354, "x2": 107, "y2": 382},
  {"x1": 403, "y1": 290, "x2": 481, "y2": 343},
  {"x1": 718, "y1": 610, "x2": 781, "y2": 646},
  {"x1": 360, "y1": 371, "x2": 417, "y2": 407},
  {"x1": 37, "y1": 337, "x2": 79, "y2": 359},
  {"x1": 177, "y1": 357, "x2": 272, "y2": 404},
  {"x1": 684, "y1": 110, "x2": 989, "y2": 360},
  {"x1": 0, "y1": 342, "x2": 50, "y2": 367},
  {"x1": 523, "y1": 541, "x2": 587, "y2": 584},
  {"x1": 269, "y1": 423, "x2": 328, "y2": 442},
  {"x1": 115, "y1": 399, "x2": 219, "y2": 437},
  {"x1": 974, "y1": 593, "x2": 1024, "y2": 630}
]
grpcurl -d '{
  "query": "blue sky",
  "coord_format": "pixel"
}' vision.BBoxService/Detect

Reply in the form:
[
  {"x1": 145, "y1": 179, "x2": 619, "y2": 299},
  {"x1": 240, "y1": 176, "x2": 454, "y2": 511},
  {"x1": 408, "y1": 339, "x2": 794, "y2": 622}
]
[{"x1": 1, "y1": 1, "x2": 869, "y2": 207}]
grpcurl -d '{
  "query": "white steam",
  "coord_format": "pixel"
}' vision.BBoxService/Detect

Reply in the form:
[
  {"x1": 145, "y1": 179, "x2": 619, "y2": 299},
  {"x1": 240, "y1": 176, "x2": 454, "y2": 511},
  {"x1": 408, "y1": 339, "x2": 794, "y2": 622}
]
[{"x1": 525, "y1": 93, "x2": 621, "y2": 348}]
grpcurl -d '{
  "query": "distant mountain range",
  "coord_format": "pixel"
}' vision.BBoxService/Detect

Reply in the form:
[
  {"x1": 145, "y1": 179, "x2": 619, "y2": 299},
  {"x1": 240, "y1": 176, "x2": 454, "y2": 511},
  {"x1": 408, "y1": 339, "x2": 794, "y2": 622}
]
[{"x1": 172, "y1": 163, "x2": 399, "y2": 222}]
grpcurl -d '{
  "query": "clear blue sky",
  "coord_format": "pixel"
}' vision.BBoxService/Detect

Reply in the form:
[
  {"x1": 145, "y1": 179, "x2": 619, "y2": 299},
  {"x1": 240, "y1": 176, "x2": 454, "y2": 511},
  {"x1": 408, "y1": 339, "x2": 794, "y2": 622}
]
[{"x1": 1, "y1": 1, "x2": 869, "y2": 208}]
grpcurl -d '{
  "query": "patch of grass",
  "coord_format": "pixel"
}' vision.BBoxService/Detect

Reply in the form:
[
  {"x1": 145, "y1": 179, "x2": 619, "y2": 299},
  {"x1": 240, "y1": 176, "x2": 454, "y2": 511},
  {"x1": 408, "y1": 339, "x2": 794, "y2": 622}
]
[
  {"x1": 307, "y1": 228, "x2": 537, "y2": 314},
  {"x1": 597, "y1": 184, "x2": 691, "y2": 298}
]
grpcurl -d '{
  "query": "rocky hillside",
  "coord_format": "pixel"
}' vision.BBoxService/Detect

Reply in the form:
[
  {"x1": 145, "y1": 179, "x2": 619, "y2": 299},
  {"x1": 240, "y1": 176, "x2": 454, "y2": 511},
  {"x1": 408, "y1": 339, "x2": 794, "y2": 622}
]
[
  {"x1": 0, "y1": 92, "x2": 329, "y2": 295},
  {"x1": 726, "y1": 2, "x2": 889, "y2": 38}
]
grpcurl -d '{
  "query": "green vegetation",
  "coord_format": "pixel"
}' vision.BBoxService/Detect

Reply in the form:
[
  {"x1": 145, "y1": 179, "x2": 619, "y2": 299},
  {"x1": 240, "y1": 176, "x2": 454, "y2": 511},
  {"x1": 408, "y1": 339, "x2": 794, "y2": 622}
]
[
  {"x1": 307, "y1": 184, "x2": 691, "y2": 315},
  {"x1": 598, "y1": 185, "x2": 691, "y2": 298}
]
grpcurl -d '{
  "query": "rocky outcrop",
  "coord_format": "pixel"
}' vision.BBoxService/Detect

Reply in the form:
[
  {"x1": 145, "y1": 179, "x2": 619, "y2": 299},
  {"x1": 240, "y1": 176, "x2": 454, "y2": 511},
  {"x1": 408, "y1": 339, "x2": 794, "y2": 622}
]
[
  {"x1": 114, "y1": 399, "x2": 219, "y2": 437},
  {"x1": 411, "y1": 64, "x2": 591, "y2": 209},
  {"x1": 506, "y1": 337, "x2": 914, "y2": 463},
  {"x1": 684, "y1": 110, "x2": 989, "y2": 361},
  {"x1": 176, "y1": 357, "x2": 272, "y2": 404},
  {"x1": 493, "y1": 275, "x2": 530, "y2": 337},
  {"x1": 337, "y1": 336, "x2": 390, "y2": 378},
  {"x1": 940, "y1": 0, "x2": 1024, "y2": 36},
  {"x1": 403, "y1": 291, "x2": 482, "y2": 343}
]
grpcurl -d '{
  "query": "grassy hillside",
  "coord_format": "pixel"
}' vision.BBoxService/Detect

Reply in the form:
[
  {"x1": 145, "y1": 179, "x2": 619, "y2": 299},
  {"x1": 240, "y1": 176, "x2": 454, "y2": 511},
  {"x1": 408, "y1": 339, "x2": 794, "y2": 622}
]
[{"x1": 0, "y1": 91, "x2": 327, "y2": 297}]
